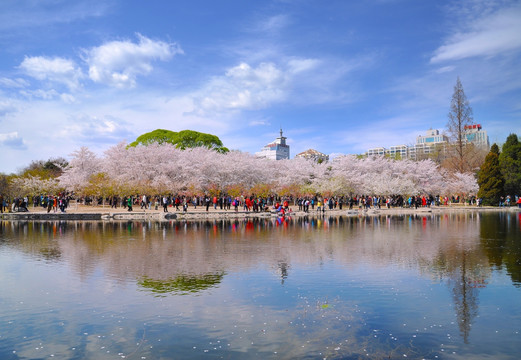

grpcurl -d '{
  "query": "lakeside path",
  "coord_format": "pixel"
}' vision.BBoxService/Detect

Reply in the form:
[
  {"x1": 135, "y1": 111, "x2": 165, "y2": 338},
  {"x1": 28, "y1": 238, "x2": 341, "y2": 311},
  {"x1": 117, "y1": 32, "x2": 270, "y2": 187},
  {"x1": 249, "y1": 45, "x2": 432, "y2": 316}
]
[{"x1": 1, "y1": 203, "x2": 520, "y2": 221}]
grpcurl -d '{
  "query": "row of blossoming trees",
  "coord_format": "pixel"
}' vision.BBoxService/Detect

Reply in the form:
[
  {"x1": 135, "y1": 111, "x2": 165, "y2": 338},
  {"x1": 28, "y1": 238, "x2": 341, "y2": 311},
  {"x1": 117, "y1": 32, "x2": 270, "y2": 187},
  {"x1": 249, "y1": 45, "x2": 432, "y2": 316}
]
[{"x1": 13, "y1": 142, "x2": 479, "y2": 200}]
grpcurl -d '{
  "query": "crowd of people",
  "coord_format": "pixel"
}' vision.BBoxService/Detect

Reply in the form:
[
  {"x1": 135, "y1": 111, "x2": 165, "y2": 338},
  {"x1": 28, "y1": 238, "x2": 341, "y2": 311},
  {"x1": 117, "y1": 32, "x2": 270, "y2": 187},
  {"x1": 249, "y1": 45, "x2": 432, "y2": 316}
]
[
  {"x1": 104, "y1": 194, "x2": 279, "y2": 213},
  {"x1": 0, "y1": 194, "x2": 71, "y2": 213},
  {"x1": 1, "y1": 192, "x2": 520, "y2": 214}
]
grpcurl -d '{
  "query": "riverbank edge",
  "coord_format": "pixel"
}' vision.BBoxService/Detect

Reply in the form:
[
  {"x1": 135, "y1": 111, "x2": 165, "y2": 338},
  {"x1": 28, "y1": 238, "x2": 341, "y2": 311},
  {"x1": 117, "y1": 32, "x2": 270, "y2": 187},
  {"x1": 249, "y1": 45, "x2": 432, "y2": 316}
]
[{"x1": 1, "y1": 205, "x2": 519, "y2": 221}]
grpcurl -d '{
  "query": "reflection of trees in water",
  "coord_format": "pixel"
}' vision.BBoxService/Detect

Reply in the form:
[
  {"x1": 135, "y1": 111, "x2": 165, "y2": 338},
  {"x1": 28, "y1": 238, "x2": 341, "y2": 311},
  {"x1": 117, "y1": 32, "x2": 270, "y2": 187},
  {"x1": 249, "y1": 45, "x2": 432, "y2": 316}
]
[
  {"x1": 432, "y1": 248, "x2": 483, "y2": 343},
  {"x1": 138, "y1": 272, "x2": 224, "y2": 296},
  {"x1": 0, "y1": 220, "x2": 64, "y2": 262},
  {"x1": 480, "y1": 212, "x2": 521, "y2": 286},
  {"x1": 427, "y1": 212, "x2": 493, "y2": 343},
  {"x1": 3, "y1": 212, "x2": 520, "y2": 345},
  {"x1": 277, "y1": 261, "x2": 289, "y2": 285},
  {"x1": 39, "y1": 247, "x2": 62, "y2": 261},
  {"x1": 447, "y1": 252, "x2": 480, "y2": 344}
]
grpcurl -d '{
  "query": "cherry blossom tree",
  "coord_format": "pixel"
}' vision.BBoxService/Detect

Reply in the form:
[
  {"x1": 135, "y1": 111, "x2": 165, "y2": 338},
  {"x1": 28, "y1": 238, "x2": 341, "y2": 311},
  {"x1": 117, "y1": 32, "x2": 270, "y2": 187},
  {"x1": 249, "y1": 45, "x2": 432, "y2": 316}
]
[
  {"x1": 54, "y1": 143, "x2": 477, "y2": 200},
  {"x1": 10, "y1": 175, "x2": 60, "y2": 197},
  {"x1": 59, "y1": 147, "x2": 99, "y2": 194},
  {"x1": 401, "y1": 159, "x2": 445, "y2": 195},
  {"x1": 445, "y1": 172, "x2": 479, "y2": 197},
  {"x1": 319, "y1": 155, "x2": 361, "y2": 195},
  {"x1": 271, "y1": 157, "x2": 321, "y2": 195}
]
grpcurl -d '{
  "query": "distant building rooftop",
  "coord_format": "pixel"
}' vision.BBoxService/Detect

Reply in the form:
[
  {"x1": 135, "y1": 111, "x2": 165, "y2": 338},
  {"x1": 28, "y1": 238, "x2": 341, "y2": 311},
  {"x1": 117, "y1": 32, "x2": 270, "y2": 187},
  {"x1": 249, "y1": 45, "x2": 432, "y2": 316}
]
[{"x1": 295, "y1": 149, "x2": 329, "y2": 162}]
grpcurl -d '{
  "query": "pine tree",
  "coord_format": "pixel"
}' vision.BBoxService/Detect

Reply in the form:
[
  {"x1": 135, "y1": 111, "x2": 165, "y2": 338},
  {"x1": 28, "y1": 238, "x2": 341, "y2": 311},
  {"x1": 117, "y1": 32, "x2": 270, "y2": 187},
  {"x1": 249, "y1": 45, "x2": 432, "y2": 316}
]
[
  {"x1": 499, "y1": 133, "x2": 521, "y2": 197},
  {"x1": 477, "y1": 144, "x2": 504, "y2": 205}
]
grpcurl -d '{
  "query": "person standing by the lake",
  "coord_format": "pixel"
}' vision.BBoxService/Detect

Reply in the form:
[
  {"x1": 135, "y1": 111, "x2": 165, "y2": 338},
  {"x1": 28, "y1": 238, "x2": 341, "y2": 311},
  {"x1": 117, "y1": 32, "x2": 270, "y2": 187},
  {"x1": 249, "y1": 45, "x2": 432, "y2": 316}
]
[
  {"x1": 162, "y1": 195, "x2": 168, "y2": 212},
  {"x1": 59, "y1": 197, "x2": 66, "y2": 212},
  {"x1": 47, "y1": 196, "x2": 53, "y2": 213},
  {"x1": 127, "y1": 196, "x2": 133, "y2": 211}
]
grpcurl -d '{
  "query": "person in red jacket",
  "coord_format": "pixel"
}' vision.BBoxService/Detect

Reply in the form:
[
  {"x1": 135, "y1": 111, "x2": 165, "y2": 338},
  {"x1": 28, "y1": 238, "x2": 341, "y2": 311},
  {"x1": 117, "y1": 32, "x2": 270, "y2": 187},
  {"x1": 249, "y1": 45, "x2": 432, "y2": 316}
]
[{"x1": 283, "y1": 199, "x2": 289, "y2": 210}]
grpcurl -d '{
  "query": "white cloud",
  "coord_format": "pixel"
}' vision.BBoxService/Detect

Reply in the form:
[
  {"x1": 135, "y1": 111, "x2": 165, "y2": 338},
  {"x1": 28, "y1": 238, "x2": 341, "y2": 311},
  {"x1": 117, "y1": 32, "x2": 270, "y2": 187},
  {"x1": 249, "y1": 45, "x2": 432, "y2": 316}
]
[
  {"x1": 84, "y1": 33, "x2": 182, "y2": 88},
  {"x1": 431, "y1": 3, "x2": 521, "y2": 63},
  {"x1": 192, "y1": 55, "x2": 360, "y2": 116},
  {"x1": 16, "y1": 34, "x2": 180, "y2": 92},
  {"x1": 60, "y1": 93, "x2": 76, "y2": 104},
  {"x1": 0, "y1": 0, "x2": 112, "y2": 31},
  {"x1": 0, "y1": 77, "x2": 29, "y2": 88},
  {"x1": 18, "y1": 89, "x2": 77, "y2": 104},
  {"x1": 249, "y1": 119, "x2": 271, "y2": 126},
  {"x1": 252, "y1": 14, "x2": 291, "y2": 34},
  {"x1": 19, "y1": 56, "x2": 83, "y2": 91},
  {"x1": 0, "y1": 99, "x2": 18, "y2": 117},
  {"x1": 60, "y1": 114, "x2": 135, "y2": 144},
  {"x1": 20, "y1": 89, "x2": 58, "y2": 100},
  {"x1": 194, "y1": 62, "x2": 287, "y2": 113},
  {"x1": 435, "y1": 66, "x2": 455, "y2": 74},
  {"x1": 287, "y1": 58, "x2": 320, "y2": 74},
  {"x1": 0, "y1": 132, "x2": 26, "y2": 150}
]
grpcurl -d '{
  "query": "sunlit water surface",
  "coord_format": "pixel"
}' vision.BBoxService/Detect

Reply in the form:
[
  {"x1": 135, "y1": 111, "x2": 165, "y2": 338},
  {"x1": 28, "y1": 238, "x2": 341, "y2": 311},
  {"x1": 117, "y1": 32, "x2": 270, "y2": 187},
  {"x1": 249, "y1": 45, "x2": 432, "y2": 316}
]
[{"x1": 1, "y1": 212, "x2": 520, "y2": 359}]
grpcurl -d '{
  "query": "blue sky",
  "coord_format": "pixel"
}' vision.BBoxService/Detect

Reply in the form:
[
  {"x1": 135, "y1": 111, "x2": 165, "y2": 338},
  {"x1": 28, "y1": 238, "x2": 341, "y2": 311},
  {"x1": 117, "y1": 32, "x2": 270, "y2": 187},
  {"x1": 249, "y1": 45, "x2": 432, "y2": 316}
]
[{"x1": 1, "y1": 0, "x2": 520, "y2": 173}]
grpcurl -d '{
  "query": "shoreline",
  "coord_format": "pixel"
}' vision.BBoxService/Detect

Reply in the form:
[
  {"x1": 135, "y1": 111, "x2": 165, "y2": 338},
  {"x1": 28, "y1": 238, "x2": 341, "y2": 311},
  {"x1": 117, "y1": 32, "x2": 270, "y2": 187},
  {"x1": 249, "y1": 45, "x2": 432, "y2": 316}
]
[{"x1": 1, "y1": 204, "x2": 519, "y2": 221}]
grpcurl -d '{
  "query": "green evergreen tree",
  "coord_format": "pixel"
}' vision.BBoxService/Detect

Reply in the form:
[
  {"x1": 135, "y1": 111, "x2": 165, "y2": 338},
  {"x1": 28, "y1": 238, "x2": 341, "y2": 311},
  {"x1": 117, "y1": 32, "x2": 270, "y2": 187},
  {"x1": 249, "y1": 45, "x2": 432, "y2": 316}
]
[
  {"x1": 477, "y1": 144, "x2": 504, "y2": 205},
  {"x1": 128, "y1": 129, "x2": 229, "y2": 153},
  {"x1": 499, "y1": 133, "x2": 521, "y2": 197}
]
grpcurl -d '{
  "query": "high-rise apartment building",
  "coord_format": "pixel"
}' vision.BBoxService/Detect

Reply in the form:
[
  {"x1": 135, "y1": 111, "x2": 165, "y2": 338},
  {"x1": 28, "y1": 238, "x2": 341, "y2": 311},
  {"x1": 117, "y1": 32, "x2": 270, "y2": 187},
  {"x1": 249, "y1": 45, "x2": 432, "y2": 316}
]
[
  {"x1": 464, "y1": 124, "x2": 489, "y2": 148},
  {"x1": 366, "y1": 125, "x2": 489, "y2": 159},
  {"x1": 416, "y1": 129, "x2": 449, "y2": 146}
]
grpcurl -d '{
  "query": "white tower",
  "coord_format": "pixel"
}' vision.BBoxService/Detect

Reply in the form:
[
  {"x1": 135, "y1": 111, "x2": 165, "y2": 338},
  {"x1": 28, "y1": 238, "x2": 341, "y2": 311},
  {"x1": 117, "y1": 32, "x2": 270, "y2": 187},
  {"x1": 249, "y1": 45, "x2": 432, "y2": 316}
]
[{"x1": 255, "y1": 128, "x2": 290, "y2": 160}]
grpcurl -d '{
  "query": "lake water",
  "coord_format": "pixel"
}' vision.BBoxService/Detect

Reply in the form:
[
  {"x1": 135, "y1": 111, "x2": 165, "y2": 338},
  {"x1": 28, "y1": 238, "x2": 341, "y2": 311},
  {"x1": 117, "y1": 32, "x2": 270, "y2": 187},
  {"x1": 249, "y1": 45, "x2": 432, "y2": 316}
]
[{"x1": 1, "y1": 212, "x2": 520, "y2": 359}]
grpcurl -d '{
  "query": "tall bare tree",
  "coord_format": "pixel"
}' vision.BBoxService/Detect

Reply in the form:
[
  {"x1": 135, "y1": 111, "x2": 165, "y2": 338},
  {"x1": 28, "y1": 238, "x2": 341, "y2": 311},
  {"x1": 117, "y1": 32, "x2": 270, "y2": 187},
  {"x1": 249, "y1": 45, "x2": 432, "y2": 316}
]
[{"x1": 446, "y1": 77, "x2": 474, "y2": 173}]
